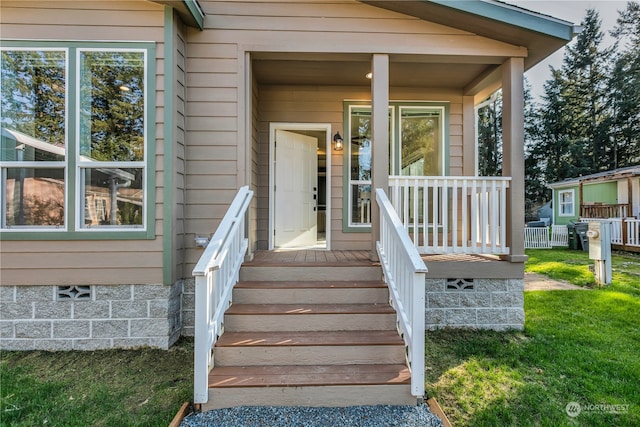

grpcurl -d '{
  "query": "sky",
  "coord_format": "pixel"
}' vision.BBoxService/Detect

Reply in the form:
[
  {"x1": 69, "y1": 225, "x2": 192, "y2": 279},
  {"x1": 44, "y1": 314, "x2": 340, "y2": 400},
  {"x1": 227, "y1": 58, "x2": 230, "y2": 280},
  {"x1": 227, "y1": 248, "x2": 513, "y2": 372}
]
[{"x1": 508, "y1": 0, "x2": 629, "y2": 100}]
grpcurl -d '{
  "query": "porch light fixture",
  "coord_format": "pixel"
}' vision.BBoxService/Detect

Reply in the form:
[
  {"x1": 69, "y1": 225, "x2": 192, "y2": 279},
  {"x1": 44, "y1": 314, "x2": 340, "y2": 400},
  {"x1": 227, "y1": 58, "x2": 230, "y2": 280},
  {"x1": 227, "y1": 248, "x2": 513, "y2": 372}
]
[
  {"x1": 365, "y1": 72, "x2": 372, "y2": 79},
  {"x1": 333, "y1": 132, "x2": 344, "y2": 151}
]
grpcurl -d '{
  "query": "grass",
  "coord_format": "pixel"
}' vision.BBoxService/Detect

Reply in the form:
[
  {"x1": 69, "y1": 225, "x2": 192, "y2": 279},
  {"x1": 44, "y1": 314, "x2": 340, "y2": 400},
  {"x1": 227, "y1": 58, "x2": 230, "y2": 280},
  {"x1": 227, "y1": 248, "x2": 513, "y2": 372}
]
[
  {"x1": 0, "y1": 338, "x2": 193, "y2": 427},
  {"x1": 426, "y1": 249, "x2": 640, "y2": 426}
]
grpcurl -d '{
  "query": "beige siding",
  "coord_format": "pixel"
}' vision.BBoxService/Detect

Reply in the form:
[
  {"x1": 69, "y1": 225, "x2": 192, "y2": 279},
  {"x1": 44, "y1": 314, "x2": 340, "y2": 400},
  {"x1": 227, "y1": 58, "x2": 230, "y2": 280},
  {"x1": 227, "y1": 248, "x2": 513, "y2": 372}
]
[
  {"x1": 0, "y1": 1, "x2": 166, "y2": 286},
  {"x1": 180, "y1": 0, "x2": 503, "y2": 265}
]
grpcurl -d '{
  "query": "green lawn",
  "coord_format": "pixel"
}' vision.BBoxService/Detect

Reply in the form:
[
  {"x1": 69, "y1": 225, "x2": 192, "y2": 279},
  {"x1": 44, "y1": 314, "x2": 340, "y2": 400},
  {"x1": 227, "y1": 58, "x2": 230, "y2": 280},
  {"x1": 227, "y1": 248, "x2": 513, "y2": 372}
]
[
  {"x1": 426, "y1": 249, "x2": 640, "y2": 426},
  {"x1": 0, "y1": 338, "x2": 193, "y2": 427}
]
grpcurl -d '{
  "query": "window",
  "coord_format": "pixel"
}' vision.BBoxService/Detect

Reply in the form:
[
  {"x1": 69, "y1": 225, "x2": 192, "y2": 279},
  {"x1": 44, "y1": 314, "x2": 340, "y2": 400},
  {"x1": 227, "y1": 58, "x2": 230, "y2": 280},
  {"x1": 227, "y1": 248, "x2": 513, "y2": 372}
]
[
  {"x1": 344, "y1": 102, "x2": 447, "y2": 229},
  {"x1": 1, "y1": 43, "x2": 154, "y2": 237},
  {"x1": 559, "y1": 189, "x2": 575, "y2": 217}
]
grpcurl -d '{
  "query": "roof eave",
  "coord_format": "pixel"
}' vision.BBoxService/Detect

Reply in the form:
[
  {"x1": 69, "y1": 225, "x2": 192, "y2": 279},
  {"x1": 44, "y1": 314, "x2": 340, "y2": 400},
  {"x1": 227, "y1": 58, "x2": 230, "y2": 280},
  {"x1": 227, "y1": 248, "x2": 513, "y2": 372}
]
[{"x1": 151, "y1": 0, "x2": 204, "y2": 30}]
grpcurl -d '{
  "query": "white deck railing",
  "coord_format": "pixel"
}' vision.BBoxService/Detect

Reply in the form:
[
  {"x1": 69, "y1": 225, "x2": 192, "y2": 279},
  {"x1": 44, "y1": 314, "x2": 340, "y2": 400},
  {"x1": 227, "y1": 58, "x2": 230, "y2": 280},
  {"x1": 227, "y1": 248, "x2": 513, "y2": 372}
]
[
  {"x1": 193, "y1": 186, "x2": 253, "y2": 404},
  {"x1": 587, "y1": 218, "x2": 640, "y2": 248},
  {"x1": 375, "y1": 188, "x2": 427, "y2": 400},
  {"x1": 389, "y1": 176, "x2": 510, "y2": 255}
]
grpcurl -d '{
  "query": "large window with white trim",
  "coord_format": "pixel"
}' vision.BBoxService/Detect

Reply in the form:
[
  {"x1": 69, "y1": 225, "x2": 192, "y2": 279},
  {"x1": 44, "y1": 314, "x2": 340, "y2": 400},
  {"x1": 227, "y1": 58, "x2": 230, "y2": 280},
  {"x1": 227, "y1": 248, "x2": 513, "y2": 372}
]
[
  {"x1": 1, "y1": 43, "x2": 154, "y2": 236},
  {"x1": 345, "y1": 102, "x2": 446, "y2": 229}
]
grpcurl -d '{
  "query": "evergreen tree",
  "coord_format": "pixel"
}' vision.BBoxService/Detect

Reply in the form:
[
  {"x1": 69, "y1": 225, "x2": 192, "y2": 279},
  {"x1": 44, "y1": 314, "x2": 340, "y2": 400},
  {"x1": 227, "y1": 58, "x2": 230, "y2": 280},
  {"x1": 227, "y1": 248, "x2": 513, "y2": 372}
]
[
  {"x1": 608, "y1": 1, "x2": 640, "y2": 168},
  {"x1": 560, "y1": 8, "x2": 613, "y2": 173}
]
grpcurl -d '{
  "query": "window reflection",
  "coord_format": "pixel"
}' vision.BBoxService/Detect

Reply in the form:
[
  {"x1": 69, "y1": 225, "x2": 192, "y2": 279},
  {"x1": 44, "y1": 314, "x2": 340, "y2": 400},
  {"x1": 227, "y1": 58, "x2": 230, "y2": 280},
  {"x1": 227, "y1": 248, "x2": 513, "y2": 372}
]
[
  {"x1": 81, "y1": 168, "x2": 143, "y2": 227},
  {"x1": 0, "y1": 50, "x2": 66, "y2": 161},
  {"x1": 4, "y1": 168, "x2": 65, "y2": 226},
  {"x1": 400, "y1": 107, "x2": 442, "y2": 176},
  {"x1": 79, "y1": 51, "x2": 144, "y2": 162}
]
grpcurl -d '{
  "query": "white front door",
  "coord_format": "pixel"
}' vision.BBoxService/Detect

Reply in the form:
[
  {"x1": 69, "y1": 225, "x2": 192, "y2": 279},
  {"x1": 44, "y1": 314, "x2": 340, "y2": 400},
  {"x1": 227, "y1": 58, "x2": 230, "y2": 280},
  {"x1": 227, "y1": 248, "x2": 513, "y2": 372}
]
[{"x1": 274, "y1": 130, "x2": 318, "y2": 248}]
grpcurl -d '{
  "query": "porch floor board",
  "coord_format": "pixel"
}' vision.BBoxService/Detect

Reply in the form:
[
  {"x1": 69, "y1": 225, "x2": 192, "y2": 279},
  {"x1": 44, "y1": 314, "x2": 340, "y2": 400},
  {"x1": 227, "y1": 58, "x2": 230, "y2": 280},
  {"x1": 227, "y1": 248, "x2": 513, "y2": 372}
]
[
  {"x1": 247, "y1": 250, "x2": 374, "y2": 266},
  {"x1": 248, "y1": 250, "x2": 502, "y2": 265}
]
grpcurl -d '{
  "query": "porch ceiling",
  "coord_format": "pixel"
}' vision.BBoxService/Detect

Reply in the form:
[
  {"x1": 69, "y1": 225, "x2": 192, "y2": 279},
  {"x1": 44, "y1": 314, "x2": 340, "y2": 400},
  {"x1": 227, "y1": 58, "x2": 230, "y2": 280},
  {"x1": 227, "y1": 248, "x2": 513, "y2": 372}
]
[{"x1": 252, "y1": 53, "x2": 498, "y2": 88}]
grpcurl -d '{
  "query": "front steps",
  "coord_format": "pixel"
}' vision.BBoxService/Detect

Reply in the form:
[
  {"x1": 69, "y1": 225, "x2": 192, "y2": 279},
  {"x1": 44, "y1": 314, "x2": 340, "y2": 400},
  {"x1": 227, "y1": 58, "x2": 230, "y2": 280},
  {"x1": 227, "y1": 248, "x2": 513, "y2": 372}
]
[{"x1": 203, "y1": 265, "x2": 415, "y2": 410}]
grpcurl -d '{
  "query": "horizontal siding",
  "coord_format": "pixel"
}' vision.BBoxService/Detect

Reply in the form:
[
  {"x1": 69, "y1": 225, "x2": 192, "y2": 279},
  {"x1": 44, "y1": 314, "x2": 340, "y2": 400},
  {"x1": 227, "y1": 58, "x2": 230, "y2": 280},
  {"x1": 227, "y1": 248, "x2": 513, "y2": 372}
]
[{"x1": 0, "y1": 1, "x2": 166, "y2": 286}]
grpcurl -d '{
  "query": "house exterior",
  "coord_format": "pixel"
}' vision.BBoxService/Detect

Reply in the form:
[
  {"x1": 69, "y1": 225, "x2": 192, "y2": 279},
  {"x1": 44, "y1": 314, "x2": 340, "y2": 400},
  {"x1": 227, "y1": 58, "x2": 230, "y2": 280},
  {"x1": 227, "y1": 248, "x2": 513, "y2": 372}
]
[
  {"x1": 1, "y1": 0, "x2": 576, "y2": 355},
  {"x1": 548, "y1": 165, "x2": 640, "y2": 225}
]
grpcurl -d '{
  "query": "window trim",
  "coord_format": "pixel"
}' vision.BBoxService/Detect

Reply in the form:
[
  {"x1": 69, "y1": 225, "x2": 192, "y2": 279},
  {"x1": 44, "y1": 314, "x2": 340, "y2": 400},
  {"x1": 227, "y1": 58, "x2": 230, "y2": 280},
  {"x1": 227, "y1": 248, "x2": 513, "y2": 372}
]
[
  {"x1": 0, "y1": 40, "x2": 156, "y2": 240},
  {"x1": 342, "y1": 100, "x2": 450, "y2": 232},
  {"x1": 558, "y1": 188, "x2": 575, "y2": 217}
]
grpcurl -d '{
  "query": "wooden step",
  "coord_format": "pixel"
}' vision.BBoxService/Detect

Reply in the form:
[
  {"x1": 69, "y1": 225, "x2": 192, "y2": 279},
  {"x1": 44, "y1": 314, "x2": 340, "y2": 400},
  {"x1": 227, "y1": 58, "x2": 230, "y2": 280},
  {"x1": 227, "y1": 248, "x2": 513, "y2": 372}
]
[
  {"x1": 205, "y1": 364, "x2": 415, "y2": 410},
  {"x1": 224, "y1": 303, "x2": 396, "y2": 331},
  {"x1": 239, "y1": 265, "x2": 382, "y2": 282},
  {"x1": 209, "y1": 364, "x2": 411, "y2": 387},
  {"x1": 206, "y1": 384, "x2": 415, "y2": 410},
  {"x1": 233, "y1": 281, "x2": 389, "y2": 304},
  {"x1": 214, "y1": 331, "x2": 406, "y2": 366}
]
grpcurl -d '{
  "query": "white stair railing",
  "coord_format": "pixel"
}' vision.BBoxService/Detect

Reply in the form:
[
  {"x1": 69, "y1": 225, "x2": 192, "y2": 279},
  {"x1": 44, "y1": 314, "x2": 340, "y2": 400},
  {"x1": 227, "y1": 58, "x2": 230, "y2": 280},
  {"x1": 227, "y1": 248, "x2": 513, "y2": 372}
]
[
  {"x1": 389, "y1": 176, "x2": 510, "y2": 255},
  {"x1": 375, "y1": 188, "x2": 427, "y2": 400},
  {"x1": 193, "y1": 186, "x2": 253, "y2": 404}
]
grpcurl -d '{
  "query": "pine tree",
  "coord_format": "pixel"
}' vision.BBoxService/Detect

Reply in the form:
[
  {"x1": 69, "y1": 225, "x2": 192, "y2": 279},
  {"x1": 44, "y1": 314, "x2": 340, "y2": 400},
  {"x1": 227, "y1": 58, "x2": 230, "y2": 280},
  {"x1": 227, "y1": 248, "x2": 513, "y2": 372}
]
[
  {"x1": 560, "y1": 8, "x2": 613, "y2": 173},
  {"x1": 477, "y1": 91, "x2": 502, "y2": 176},
  {"x1": 608, "y1": 1, "x2": 640, "y2": 168}
]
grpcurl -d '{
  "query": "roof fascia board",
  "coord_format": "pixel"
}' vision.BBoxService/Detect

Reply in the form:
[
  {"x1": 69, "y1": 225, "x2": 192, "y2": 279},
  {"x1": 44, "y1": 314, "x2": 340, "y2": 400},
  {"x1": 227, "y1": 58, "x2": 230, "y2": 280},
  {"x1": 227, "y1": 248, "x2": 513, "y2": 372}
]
[
  {"x1": 428, "y1": 0, "x2": 577, "y2": 41},
  {"x1": 183, "y1": 0, "x2": 204, "y2": 30},
  {"x1": 151, "y1": 0, "x2": 204, "y2": 29}
]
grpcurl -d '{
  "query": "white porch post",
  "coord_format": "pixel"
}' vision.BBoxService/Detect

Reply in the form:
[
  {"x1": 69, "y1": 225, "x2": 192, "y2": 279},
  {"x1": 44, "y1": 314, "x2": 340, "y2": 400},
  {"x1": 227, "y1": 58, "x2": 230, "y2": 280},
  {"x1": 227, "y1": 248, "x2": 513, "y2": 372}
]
[
  {"x1": 370, "y1": 54, "x2": 390, "y2": 261},
  {"x1": 501, "y1": 57, "x2": 527, "y2": 262}
]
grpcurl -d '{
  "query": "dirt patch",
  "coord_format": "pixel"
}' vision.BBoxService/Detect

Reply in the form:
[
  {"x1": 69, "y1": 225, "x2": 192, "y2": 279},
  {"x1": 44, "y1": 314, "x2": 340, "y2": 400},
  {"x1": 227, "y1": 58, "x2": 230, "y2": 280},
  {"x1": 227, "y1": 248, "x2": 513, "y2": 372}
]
[{"x1": 524, "y1": 272, "x2": 586, "y2": 291}]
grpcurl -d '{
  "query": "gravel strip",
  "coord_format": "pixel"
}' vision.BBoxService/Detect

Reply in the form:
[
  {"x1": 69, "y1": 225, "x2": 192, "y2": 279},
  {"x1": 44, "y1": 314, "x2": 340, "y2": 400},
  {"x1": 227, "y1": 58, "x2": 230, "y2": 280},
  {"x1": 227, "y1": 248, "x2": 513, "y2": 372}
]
[{"x1": 181, "y1": 405, "x2": 444, "y2": 427}]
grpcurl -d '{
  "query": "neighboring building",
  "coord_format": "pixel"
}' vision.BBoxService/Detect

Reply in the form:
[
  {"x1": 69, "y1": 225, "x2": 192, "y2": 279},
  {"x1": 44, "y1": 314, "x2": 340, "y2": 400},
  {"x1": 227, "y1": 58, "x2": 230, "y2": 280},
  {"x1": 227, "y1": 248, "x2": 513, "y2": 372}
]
[
  {"x1": 1, "y1": 0, "x2": 576, "y2": 354},
  {"x1": 548, "y1": 165, "x2": 640, "y2": 225}
]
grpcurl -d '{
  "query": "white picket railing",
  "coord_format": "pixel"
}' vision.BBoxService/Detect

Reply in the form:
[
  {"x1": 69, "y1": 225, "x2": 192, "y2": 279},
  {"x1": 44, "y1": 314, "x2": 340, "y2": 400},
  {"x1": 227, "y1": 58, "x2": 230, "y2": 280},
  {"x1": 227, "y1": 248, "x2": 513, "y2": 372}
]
[
  {"x1": 551, "y1": 225, "x2": 569, "y2": 247},
  {"x1": 389, "y1": 176, "x2": 510, "y2": 255},
  {"x1": 193, "y1": 186, "x2": 253, "y2": 404},
  {"x1": 524, "y1": 227, "x2": 551, "y2": 249},
  {"x1": 627, "y1": 219, "x2": 640, "y2": 247},
  {"x1": 375, "y1": 188, "x2": 427, "y2": 400}
]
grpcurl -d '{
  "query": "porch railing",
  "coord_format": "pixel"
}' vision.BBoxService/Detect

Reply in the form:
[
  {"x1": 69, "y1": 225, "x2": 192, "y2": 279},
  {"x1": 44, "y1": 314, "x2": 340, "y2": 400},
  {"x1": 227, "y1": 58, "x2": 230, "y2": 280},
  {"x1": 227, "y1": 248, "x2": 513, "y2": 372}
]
[
  {"x1": 389, "y1": 176, "x2": 511, "y2": 255},
  {"x1": 591, "y1": 217, "x2": 640, "y2": 249},
  {"x1": 193, "y1": 185, "x2": 253, "y2": 404},
  {"x1": 581, "y1": 203, "x2": 629, "y2": 219},
  {"x1": 375, "y1": 188, "x2": 427, "y2": 400}
]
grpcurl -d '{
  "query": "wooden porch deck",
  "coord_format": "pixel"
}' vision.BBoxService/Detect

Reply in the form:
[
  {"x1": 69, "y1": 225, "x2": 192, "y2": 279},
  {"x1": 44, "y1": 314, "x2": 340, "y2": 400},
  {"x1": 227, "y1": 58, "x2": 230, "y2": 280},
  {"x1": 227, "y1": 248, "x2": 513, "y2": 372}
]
[
  {"x1": 245, "y1": 250, "x2": 522, "y2": 279},
  {"x1": 247, "y1": 250, "x2": 376, "y2": 266},
  {"x1": 247, "y1": 250, "x2": 500, "y2": 265}
]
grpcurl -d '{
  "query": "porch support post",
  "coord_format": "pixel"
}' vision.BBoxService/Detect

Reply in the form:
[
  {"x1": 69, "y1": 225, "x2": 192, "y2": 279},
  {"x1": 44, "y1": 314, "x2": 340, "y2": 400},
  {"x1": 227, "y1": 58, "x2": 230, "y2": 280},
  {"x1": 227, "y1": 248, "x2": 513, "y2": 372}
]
[
  {"x1": 370, "y1": 53, "x2": 390, "y2": 261},
  {"x1": 462, "y1": 96, "x2": 476, "y2": 175},
  {"x1": 501, "y1": 57, "x2": 527, "y2": 262}
]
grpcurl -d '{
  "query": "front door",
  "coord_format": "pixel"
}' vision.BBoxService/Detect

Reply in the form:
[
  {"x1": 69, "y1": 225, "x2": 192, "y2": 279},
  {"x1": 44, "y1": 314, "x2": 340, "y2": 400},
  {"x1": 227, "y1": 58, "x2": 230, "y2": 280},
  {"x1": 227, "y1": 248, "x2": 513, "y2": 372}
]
[{"x1": 274, "y1": 129, "x2": 318, "y2": 248}]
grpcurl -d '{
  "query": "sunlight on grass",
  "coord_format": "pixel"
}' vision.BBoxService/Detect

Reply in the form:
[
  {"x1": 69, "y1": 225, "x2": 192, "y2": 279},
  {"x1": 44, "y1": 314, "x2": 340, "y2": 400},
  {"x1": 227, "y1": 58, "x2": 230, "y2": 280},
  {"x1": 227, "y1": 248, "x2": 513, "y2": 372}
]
[
  {"x1": 426, "y1": 249, "x2": 640, "y2": 426},
  {"x1": 431, "y1": 359, "x2": 524, "y2": 425}
]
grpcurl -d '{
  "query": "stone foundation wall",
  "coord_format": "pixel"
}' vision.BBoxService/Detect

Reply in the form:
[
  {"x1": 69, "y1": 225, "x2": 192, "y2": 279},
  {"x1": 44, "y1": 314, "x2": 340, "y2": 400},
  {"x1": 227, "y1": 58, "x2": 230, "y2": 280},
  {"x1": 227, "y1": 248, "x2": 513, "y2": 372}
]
[
  {"x1": 0, "y1": 282, "x2": 183, "y2": 351},
  {"x1": 181, "y1": 278, "x2": 195, "y2": 337},
  {"x1": 425, "y1": 278, "x2": 524, "y2": 330}
]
